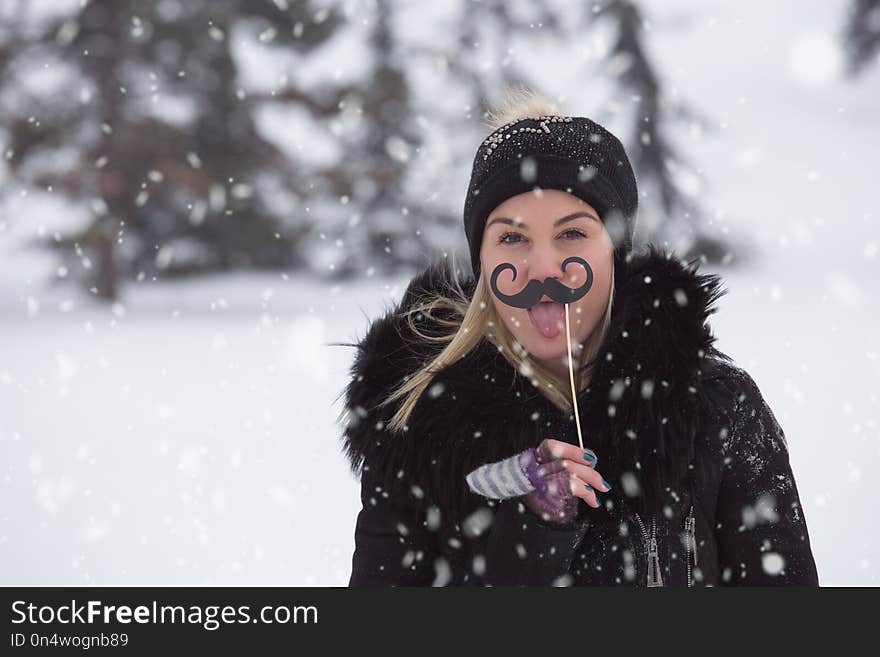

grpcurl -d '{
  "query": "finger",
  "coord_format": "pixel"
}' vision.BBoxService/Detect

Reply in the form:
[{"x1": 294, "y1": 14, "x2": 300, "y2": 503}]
[
  {"x1": 583, "y1": 447, "x2": 598, "y2": 467},
  {"x1": 560, "y1": 459, "x2": 611, "y2": 493},
  {"x1": 544, "y1": 471, "x2": 600, "y2": 508},
  {"x1": 535, "y1": 439, "x2": 555, "y2": 465},
  {"x1": 565, "y1": 472, "x2": 601, "y2": 508},
  {"x1": 538, "y1": 438, "x2": 598, "y2": 468}
]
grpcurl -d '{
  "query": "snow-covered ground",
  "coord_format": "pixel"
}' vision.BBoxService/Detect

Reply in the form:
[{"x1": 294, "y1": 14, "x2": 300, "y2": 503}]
[
  {"x1": 0, "y1": 269, "x2": 408, "y2": 585},
  {"x1": 1, "y1": 0, "x2": 878, "y2": 585}
]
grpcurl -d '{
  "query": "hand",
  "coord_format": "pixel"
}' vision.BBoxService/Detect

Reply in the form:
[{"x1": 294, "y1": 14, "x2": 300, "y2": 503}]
[
  {"x1": 521, "y1": 439, "x2": 610, "y2": 524},
  {"x1": 464, "y1": 438, "x2": 611, "y2": 514}
]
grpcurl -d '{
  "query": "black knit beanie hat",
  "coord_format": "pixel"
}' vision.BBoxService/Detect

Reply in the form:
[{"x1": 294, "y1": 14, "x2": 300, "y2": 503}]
[{"x1": 463, "y1": 114, "x2": 639, "y2": 278}]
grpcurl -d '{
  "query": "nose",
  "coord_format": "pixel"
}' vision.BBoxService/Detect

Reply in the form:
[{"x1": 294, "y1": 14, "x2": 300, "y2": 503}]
[{"x1": 524, "y1": 246, "x2": 570, "y2": 291}]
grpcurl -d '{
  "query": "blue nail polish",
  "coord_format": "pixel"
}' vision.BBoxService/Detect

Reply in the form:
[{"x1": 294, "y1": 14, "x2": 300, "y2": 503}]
[
  {"x1": 602, "y1": 479, "x2": 612, "y2": 491},
  {"x1": 583, "y1": 452, "x2": 596, "y2": 463},
  {"x1": 584, "y1": 483, "x2": 593, "y2": 491}
]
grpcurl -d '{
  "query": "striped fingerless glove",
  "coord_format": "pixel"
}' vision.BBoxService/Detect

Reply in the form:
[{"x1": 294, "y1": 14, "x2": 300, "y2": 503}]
[
  {"x1": 465, "y1": 449, "x2": 537, "y2": 499},
  {"x1": 466, "y1": 444, "x2": 599, "y2": 525}
]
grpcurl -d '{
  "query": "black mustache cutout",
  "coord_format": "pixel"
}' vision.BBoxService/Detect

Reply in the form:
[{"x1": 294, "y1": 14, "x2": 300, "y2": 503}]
[{"x1": 489, "y1": 256, "x2": 594, "y2": 309}]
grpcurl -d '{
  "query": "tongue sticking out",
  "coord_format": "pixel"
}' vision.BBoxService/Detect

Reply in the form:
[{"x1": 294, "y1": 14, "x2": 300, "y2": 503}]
[{"x1": 527, "y1": 302, "x2": 565, "y2": 339}]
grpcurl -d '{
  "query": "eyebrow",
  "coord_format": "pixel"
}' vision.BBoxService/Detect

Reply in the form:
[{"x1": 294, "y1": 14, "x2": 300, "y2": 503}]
[{"x1": 485, "y1": 211, "x2": 599, "y2": 230}]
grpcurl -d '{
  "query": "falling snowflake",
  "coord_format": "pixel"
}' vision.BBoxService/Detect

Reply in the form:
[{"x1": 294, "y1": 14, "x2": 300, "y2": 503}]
[
  {"x1": 462, "y1": 507, "x2": 493, "y2": 538},
  {"x1": 432, "y1": 558, "x2": 451, "y2": 586},
  {"x1": 762, "y1": 552, "x2": 786, "y2": 576}
]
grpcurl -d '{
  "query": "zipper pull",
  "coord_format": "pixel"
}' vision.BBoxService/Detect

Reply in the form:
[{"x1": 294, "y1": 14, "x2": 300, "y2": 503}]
[
  {"x1": 685, "y1": 506, "x2": 698, "y2": 567},
  {"x1": 686, "y1": 506, "x2": 698, "y2": 568},
  {"x1": 647, "y1": 536, "x2": 663, "y2": 587}
]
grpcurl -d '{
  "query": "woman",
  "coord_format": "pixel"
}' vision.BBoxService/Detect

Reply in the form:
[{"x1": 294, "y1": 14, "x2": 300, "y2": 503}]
[{"x1": 339, "y1": 90, "x2": 819, "y2": 587}]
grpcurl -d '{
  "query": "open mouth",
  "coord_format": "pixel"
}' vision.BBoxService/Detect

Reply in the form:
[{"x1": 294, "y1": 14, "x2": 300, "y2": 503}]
[{"x1": 527, "y1": 301, "x2": 565, "y2": 339}]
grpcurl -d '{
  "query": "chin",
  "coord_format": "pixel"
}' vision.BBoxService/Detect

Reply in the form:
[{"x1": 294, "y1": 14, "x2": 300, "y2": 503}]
[{"x1": 516, "y1": 330, "x2": 573, "y2": 361}]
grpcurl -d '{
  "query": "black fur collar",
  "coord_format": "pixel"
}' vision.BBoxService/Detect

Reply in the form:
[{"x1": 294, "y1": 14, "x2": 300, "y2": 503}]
[{"x1": 337, "y1": 244, "x2": 732, "y2": 520}]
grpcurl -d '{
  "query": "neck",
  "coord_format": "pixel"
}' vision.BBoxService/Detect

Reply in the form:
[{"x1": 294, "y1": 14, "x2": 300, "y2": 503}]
[{"x1": 538, "y1": 355, "x2": 573, "y2": 383}]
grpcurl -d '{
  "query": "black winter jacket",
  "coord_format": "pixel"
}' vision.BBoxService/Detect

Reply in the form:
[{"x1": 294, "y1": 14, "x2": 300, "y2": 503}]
[{"x1": 340, "y1": 245, "x2": 819, "y2": 586}]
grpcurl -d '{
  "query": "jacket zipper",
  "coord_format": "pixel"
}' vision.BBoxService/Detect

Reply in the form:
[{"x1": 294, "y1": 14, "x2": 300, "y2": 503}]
[
  {"x1": 634, "y1": 512, "x2": 663, "y2": 587},
  {"x1": 685, "y1": 504, "x2": 698, "y2": 588}
]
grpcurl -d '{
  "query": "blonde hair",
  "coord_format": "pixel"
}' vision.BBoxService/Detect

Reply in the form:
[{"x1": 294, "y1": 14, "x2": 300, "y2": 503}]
[{"x1": 379, "y1": 87, "x2": 615, "y2": 433}]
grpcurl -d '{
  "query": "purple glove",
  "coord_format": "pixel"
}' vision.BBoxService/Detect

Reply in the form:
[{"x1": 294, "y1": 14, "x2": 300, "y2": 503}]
[
  {"x1": 465, "y1": 443, "x2": 598, "y2": 525},
  {"x1": 520, "y1": 445, "x2": 586, "y2": 525}
]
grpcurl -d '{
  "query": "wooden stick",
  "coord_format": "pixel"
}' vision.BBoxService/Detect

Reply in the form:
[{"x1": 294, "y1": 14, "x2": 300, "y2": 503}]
[{"x1": 564, "y1": 302, "x2": 584, "y2": 451}]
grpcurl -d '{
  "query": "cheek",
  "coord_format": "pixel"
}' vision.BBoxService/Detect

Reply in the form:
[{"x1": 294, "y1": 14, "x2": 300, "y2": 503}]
[
  {"x1": 489, "y1": 296, "x2": 528, "y2": 334},
  {"x1": 480, "y1": 241, "x2": 507, "y2": 270},
  {"x1": 572, "y1": 271, "x2": 611, "y2": 327}
]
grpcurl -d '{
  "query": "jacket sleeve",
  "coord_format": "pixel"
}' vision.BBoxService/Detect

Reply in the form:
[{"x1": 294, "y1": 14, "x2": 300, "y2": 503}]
[
  {"x1": 712, "y1": 369, "x2": 819, "y2": 586},
  {"x1": 348, "y1": 465, "x2": 591, "y2": 586},
  {"x1": 348, "y1": 467, "x2": 440, "y2": 586}
]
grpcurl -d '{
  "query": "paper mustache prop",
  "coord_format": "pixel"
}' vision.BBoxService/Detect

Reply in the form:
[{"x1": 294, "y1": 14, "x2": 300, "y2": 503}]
[
  {"x1": 487, "y1": 255, "x2": 596, "y2": 452},
  {"x1": 488, "y1": 255, "x2": 593, "y2": 308}
]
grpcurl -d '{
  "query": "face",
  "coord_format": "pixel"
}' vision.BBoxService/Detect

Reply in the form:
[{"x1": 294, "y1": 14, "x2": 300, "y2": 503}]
[{"x1": 480, "y1": 189, "x2": 614, "y2": 378}]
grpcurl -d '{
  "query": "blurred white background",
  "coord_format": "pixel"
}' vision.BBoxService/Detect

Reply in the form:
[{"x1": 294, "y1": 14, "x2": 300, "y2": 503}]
[{"x1": 1, "y1": 0, "x2": 878, "y2": 585}]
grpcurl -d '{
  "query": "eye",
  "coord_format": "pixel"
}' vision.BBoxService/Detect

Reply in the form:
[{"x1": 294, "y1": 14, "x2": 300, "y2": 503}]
[
  {"x1": 497, "y1": 229, "x2": 587, "y2": 245},
  {"x1": 497, "y1": 231, "x2": 524, "y2": 245}
]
